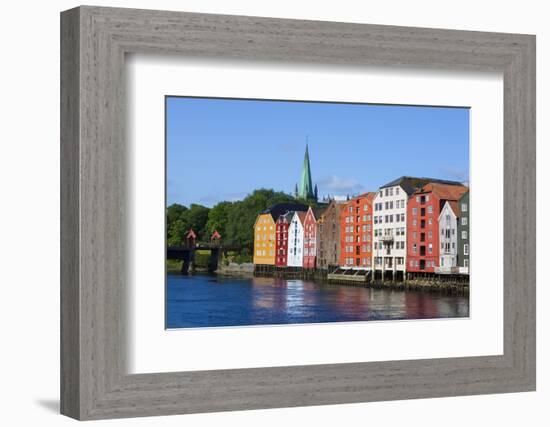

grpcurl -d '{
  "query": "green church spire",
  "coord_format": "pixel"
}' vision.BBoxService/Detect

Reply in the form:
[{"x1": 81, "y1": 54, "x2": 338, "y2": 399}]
[{"x1": 298, "y1": 142, "x2": 315, "y2": 201}]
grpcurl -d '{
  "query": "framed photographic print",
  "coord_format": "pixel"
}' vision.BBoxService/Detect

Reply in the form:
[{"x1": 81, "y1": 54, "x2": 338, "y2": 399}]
[{"x1": 61, "y1": 6, "x2": 536, "y2": 420}]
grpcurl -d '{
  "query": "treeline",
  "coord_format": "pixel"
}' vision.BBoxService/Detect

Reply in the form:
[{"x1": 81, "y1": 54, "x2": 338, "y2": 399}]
[{"x1": 167, "y1": 189, "x2": 300, "y2": 252}]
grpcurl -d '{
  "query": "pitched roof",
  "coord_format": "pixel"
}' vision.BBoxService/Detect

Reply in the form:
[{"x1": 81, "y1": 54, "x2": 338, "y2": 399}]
[
  {"x1": 448, "y1": 200, "x2": 460, "y2": 217},
  {"x1": 439, "y1": 200, "x2": 460, "y2": 219},
  {"x1": 364, "y1": 191, "x2": 376, "y2": 201},
  {"x1": 261, "y1": 202, "x2": 309, "y2": 221},
  {"x1": 295, "y1": 211, "x2": 307, "y2": 224},
  {"x1": 312, "y1": 206, "x2": 327, "y2": 220},
  {"x1": 416, "y1": 182, "x2": 468, "y2": 201},
  {"x1": 459, "y1": 189, "x2": 470, "y2": 201},
  {"x1": 379, "y1": 176, "x2": 464, "y2": 195}
]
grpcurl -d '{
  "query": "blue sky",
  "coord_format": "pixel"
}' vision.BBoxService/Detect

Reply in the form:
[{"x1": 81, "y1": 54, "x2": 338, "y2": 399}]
[{"x1": 166, "y1": 97, "x2": 469, "y2": 207}]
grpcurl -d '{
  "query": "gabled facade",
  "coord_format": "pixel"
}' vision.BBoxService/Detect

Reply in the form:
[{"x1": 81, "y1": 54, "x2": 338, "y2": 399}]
[
  {"x1": 372, "y1": 176, "x2": 464, "y2": 279},
  {"x1": 303, "y1": 207, "x2": 318, "y2": 269},
  {"x1": 253, "y1": 213, "x2": 276, "y2": 265},
  {"x1": 275, "y1": 212, "x2": 292, "y2": 267},
  {"x1": 317, "y1": 200, "x2": 344, "y2": 269},
  {"x1": 253, "y1": 203, "x2": 308, "y2": 266},
  {"x1": 457, "y1": 191, "x2": 470, "y2": 274},
  {"x1": 372, "y1": 178, "x2": 420, "y2": 277},
  {"x1": 287, "y1": 211, "x2": 306, "y2": 267},
  {"x1": 406, "y1": 182, "x2": 468, "y2": 273},
  {"x1": 339, "y1": 193, "x2": 375, "y2": 268},
  {"x1": 437, "y1": 201, "x2": 459, "y2": 272}
]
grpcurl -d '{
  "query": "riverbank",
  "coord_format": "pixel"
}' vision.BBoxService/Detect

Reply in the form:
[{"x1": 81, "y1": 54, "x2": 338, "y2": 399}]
[
  {"x1": 215, "y1": 262, "x2": 255, "y2": 277},
  {"x1": 254, "y1": 266, "x2": 469, "y2": 295}
]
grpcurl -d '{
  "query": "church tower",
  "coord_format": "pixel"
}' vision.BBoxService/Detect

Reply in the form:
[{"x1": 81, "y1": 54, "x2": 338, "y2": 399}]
[{"x1": 297, "y1": 143, "x2": 316, "y2": 202}]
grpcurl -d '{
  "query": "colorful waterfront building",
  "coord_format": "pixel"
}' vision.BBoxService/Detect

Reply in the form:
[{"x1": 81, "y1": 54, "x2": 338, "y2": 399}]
[
  {"x1": 372, "y1": 176, "x2": 464, "y2": 280},
  {"x1": 457, "y1": 190, "x2": 470, "y2": 274},
  {"x1": 275, "y1": 212, "x2": 293, "y2": 267},
  {"x1": 406, "y1": 182, "x2": 468, "y2": 274},
  {"x1": 436, "y1": 201, "x2": 460, "y2": 273},
  {"x1": 316, "y1": 200, "x2": 344, "y2": 270},
  {"x1": 253, "y1": 203, "x2": 308, "y2": 265},
  {"x1": 287, "y1": 211, "x2": 307, "y2": 267},
  {"x1": 339, "y1": 192, "x2": 375, "y2": 269},
  {"x1": 303, "y1": 207, "x2": 319, "y2": 269}
]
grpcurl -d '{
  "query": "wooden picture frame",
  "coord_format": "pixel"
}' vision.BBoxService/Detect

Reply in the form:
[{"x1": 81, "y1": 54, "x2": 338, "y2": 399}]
[{"x1": 60, "y1": 5, "x2": 536, "y2": 420}]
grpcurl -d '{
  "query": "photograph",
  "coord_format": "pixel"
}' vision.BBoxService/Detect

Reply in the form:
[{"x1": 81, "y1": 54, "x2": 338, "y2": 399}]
[{"x1": 165, "y1": 96, "x2": 471, "y2": 329}]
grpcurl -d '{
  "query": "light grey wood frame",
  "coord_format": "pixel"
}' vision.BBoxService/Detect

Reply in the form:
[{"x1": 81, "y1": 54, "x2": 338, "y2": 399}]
[{"x1": 61, "y1": 5, "x2": 536, "y2": 420}]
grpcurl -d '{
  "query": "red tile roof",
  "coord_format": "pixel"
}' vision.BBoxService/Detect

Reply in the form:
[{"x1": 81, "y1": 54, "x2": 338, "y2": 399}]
[{"x1": 417, "y1": 182, "x2": 468, "y2": 201}]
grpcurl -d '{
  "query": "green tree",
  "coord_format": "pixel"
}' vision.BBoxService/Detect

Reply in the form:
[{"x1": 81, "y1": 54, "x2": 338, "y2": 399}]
[
  {"x1": 185, "y1": 204, "x2": 210, "y2": 242},
  {"x1": 166, "y1": 189, "x2": 302, "y2": 250},
  {"x1": 205, "y1": 201, "x2": 234, "y2": 238}
]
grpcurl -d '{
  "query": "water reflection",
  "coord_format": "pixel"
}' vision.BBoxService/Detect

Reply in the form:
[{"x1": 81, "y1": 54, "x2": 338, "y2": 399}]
[{"x1": 166, "y1": 274, "x2": 469, "y2": 329}]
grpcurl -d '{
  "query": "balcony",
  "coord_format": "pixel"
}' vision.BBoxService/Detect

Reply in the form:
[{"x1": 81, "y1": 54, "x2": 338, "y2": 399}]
[{"x1": 380, "y1": 235, "x2": 394, "y2": 243}]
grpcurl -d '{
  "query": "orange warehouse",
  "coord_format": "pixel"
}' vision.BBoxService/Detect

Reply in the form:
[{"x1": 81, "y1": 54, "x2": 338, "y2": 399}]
[{"x1": 339, "y1": 192, "x2": 375, "y2": 268}]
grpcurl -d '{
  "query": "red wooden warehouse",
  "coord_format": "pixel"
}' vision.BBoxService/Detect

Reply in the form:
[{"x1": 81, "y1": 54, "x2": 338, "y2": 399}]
[
  {"x1": 302, "y1": 207, "x2": 318, "y2": 269},
  {"x1": 406, "y1": 182, "x2": 467, "y2": 273},
  {"x1": 275, "y1": 212, "x2": 293, "y2": 267}
]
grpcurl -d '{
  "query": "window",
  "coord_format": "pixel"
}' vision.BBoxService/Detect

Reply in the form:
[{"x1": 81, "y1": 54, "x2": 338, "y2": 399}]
[
  {"x1": 427, "y1": 205, "x2": 433, "y2": 214},
  {"x1": 416, "y1": 196, "x2": 420, "y2": 202},
  {"x1": 464, "y1": 259, "x2": 469, "y2": 268},
  {"x1": 461, "y1": 203, "x2": 468, "y2": 212},
  {"x1": 412, "y1": 207, "x2": 418, "y2": 215},
  {"x1": 412, "y1": 244, "x2": 417, "y2": 253},
  {"x1": 401, "y1": 213, "x2": 405, "y2": 222},
  {"x1": 462, "y1": 231, "x2": 468, "y2": 239},
  {"x1": 396, "y1": 187, "x2": 400, "y2": 195},
  {"x1": 428, "y1": 231, "x2": 432, "y2": 238},
  {"x1": 464, "y1": 244, "x2": 469, "y2": 255},
  {"x1": 428, "y1": 243, "x2": 433, "y2": 253},
  {"x1": 461, "y1": 217, "x2": 468, "y2": 226}
]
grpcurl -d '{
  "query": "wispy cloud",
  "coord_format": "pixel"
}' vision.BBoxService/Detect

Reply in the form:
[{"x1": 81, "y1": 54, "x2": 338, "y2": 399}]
[
  {"x1": 317, "y1": 175, "x2": 365, "y2": 195},
  {"x1": 438, "y1": 166, "x2": 469, "y2": 183}
]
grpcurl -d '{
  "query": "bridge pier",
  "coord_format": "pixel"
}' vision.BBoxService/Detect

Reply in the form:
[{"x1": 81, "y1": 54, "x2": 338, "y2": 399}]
[
  {"x1": 207, "y1": 248, "x2": 220, "y2": 273},
  {"x1": 181, "y1": 249, "x2": 195, "y2": 275}
]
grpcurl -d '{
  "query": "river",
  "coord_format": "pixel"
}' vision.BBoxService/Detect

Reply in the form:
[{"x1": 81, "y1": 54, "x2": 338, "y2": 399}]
[{"x1": 166, "y1": 273, "x2": 469, "y2": 329}]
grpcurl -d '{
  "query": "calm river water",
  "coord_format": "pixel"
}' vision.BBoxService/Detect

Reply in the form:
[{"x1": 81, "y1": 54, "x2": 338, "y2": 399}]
[{"x1": 166, "y1": 273, "x2": 469, "y2": 329}]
